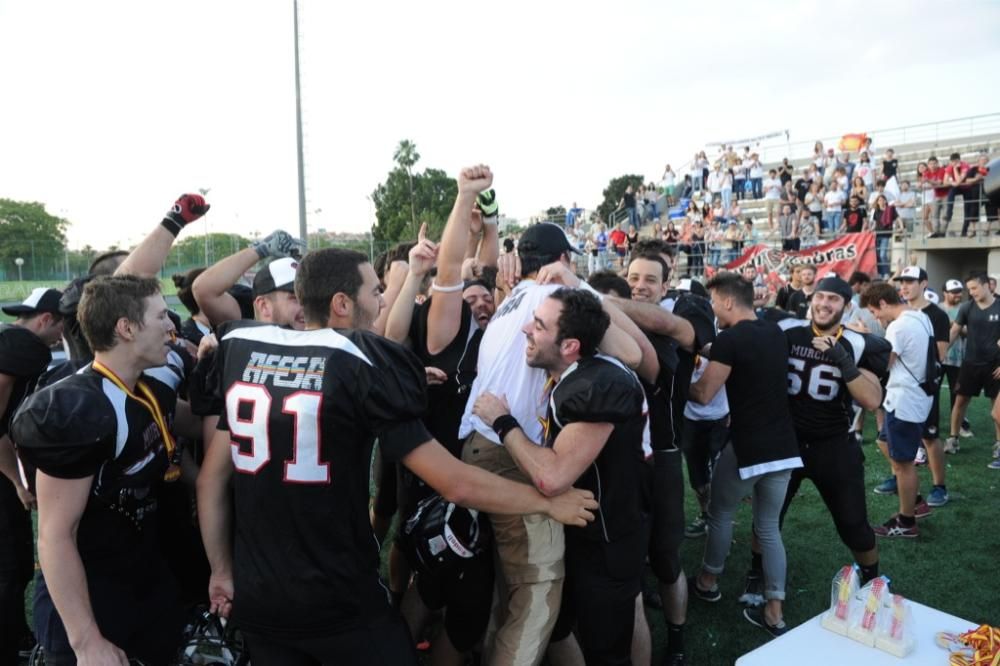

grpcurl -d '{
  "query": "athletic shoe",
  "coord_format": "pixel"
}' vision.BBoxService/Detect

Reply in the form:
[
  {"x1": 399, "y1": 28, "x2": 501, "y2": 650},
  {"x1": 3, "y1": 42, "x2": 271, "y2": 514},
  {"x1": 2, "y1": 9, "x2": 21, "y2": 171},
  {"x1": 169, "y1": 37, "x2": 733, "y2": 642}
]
[
  {"x1": 913, "y1": 500, "x2": 932, "y2": 519},
  {"x1": 873, "y1": 476, "x2": 897, "y2": 495},
  {"x1": 685, "y1": 515, "x2": 708, "y2": 538},
  {"x1": 927, "y1": 487, "x2": 949, "y2": 507},
  {"x1": 874, "y1": 516, "x2": 919, "y2": 538},
  {"x1": 742, "y1": 606, "x2": 789, "y2": 638},
  {"x1": 914, "y1": 446, "x2": 927, "y2": 465},
  {"x1": 688, "y1": 576, "x2": 722, "y2": 603},
  {"x1": 959, "y1": 426, "x2": 974, "y2": 439},
  {"x1": 988, "y1": 459, "x2": 1000, "y2": 470},
  {"x1": 738, "y1": 570, "x2": 765, "y2": 608},
  {"x1": 943, "y1": 437, "x2": 960, "y2": 454}
]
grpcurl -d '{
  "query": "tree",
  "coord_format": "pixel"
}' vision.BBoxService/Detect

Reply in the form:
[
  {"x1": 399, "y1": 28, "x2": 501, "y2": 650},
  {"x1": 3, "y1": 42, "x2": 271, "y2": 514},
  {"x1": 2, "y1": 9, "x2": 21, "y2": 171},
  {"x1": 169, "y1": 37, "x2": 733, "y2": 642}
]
[
  {"x1": 165, "y1": 232, "x2": 252, "y2": 272},
  {"x1": 596, "y1": 174, "x2": 645, "y2": 226},
  {"x1": 0, "y1": 199, "x2": 68, "y2": 281},
  {"x1": 393, "y1": 139, "x2": 421, "y2": 238},
  {"x1": 371, "y1": 165, "x2": 457, "y2": 245}
]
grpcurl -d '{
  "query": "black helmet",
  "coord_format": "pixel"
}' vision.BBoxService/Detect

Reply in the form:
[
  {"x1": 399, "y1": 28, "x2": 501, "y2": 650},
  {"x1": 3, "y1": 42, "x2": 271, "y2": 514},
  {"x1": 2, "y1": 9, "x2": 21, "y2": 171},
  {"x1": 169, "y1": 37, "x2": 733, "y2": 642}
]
[{"x1": 399, "y1": 494, "x2": 491, "y2": 575}]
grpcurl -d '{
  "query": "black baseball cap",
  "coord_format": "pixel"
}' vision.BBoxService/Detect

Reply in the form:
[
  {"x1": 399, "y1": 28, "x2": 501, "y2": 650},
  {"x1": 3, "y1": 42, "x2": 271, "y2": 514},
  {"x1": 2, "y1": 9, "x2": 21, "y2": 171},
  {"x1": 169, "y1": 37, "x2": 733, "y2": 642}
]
[
  {"x1": 815, "y1": 276, "x2": 853, "y2": 304},
  {"x1": 252, "y1": 257, "x2": 299, "y2": 296},
  {"x1": 2, "y1": 287, "x2": 63, "y2": 316},
  {"x1": 518, "y1": 223, "x2": 580, "y2": 256}
]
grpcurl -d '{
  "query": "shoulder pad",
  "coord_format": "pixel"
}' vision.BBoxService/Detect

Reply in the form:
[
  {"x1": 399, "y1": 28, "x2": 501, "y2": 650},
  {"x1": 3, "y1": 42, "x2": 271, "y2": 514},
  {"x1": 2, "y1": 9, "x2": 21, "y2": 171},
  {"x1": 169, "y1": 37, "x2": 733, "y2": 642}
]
[
  {"x1": 554, "y1": 359, "x2": 644, "y2": 427},
  {"x1": 11, "y1": 375, "x2": 115, "y2": 451},
  {"x1": 0, "y1": 324, "x2": 51, "y2": 378}
]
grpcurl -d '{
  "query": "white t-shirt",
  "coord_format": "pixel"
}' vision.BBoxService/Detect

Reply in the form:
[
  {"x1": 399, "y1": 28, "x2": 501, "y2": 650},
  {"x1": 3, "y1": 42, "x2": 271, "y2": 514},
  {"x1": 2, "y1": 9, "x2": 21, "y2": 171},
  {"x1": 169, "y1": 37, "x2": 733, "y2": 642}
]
[
  {"x1": 823, "y1": 189, "x2": 846, "y2": 212},
  {"x1": 662, "y1": 172, "x2": 676, "y2": 187},
  {"x1": 896, "y1": 191, "x2": 917, "y2": 219},
  {"x1": 749, "y1": 162, "x2": 764, "y2": 179},
  {"x1": 763, "y1": 178, "x2": 782, "y2": 200},
  {"x1": 707, "y1": 171, "x2": 723, "y2": 193},
  {"x1": 459, "y1": 280, "x2": 560, "y2": 445},
  {"x1": 884, "y1": 310, "x2": 934, "y2": 423},
  {"x1": 684, "y1": 355, "x2": 729, "y2": 421}
]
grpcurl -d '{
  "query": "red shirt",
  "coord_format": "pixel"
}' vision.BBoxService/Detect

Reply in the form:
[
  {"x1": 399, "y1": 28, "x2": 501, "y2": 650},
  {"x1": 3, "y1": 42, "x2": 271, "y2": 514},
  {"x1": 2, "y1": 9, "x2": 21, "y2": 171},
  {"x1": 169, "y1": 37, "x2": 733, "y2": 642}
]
[
  {"x1": 609, "y1": 229, "x2": 627, "y2": 248},
  {"x1": 944, "y1": 161, "x2": 970, "y2": 188},
  {"x1": 924, "y1": 166, "x2": 947, "y2": 198}
]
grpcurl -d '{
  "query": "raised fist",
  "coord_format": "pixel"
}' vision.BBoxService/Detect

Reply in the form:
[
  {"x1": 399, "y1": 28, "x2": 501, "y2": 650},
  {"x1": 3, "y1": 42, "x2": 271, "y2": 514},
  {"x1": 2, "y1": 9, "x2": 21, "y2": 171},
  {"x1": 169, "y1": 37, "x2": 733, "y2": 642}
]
[
  {"x1": 458, "y1": 165, "x2": 493, "y2": 196},
  {"x1": 162, "y1": 193, "x2": 210, "y2": 236},
  {"x1": 253, "y1": 229, "x2": 307, "y2": 259}
]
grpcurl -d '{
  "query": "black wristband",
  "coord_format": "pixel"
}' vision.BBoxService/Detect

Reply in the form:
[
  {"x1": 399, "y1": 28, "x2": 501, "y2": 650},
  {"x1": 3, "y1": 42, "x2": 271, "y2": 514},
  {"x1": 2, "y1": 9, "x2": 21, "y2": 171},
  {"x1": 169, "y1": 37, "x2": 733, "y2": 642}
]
[
  {"x1": 160, "y1": 216, "x2": 184, "y2": 237},
  {"x1": 839, "y1": 361, "x2": 861, "y2": 383},
  {"x1": 492, "y1": 414, "x2": 520, "y2": 442}
]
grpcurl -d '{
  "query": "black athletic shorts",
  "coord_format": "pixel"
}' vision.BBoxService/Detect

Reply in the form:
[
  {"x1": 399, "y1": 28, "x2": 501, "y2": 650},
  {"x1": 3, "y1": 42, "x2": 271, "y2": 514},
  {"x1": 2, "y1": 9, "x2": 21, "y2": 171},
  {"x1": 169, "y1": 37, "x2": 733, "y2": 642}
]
[
  {"x1": 779, "y1": 432, "x2": 875, "y2": 554},
  {"x1": 242, "y1": 611, "x2": 419, "y2": 666},
  {"x1": 551, "y1": 528, "x2": 644, "y2": 665},
  {"x1": 647, "y1": 449, "x2": 685, "y2": 585},
  {"x1": 413, "y1": 552, "x2": 494, "y2": 653},
  {"x1": 956, "y1": 361, "x2": 1000, "y2": 399}
]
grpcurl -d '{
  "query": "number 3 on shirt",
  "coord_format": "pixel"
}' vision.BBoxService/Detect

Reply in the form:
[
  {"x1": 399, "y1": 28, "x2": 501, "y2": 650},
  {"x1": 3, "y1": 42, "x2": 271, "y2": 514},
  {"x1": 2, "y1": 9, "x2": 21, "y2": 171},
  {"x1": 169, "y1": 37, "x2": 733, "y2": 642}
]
[
  {"x1": 787, "y1": 358, "x2": 841, "y2": 401},
  {"x1": 225, "y1": 383, "x2": 329, "y2": 484}
]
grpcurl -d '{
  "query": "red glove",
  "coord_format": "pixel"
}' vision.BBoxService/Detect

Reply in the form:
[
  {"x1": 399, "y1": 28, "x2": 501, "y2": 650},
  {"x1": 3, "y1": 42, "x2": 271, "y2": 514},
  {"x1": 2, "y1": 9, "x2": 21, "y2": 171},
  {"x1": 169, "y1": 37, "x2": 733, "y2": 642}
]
[{"x1": 161, "y1": 193, "x2": 210, "y2": 236}]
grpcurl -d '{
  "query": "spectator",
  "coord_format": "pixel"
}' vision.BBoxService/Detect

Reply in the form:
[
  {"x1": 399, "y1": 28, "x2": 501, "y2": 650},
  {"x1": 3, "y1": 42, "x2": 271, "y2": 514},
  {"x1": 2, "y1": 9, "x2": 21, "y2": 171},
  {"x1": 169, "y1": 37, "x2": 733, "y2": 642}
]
[
  {"x1": 652, "y1": 220, "x2": 663, "y2": 240},
  {"x1": 850, "y1": 176, "x2": 869, "y2": 205},
  {"x1": 748, "y1": 154, "x2": 765, "y2": 200},
  {"x1": 881, "y1": 148, "x2": 899, "y2": 182},
  {"x1": 942, "y1": 152, "x2": 972, "y2": 234},
  {"x1": 743, "y1": 218, "x2": 759, "y2": 248},
  {"x1": 763, "y1": 169, "x2": 783, "y2": 229},
  {"x1": 856, "y1": 152, "x2": 875, "y2": 191},
  {"x1": 728, "y1": 200, "x2": 743, "y2": 225},
  {"x1": 593, "y1": 221, "x2": 609, "y2": 271},
  {"x1": 707, "y1": 220, "x2": 724, "y2": 269},
  {"x1": 626, "y1": 223, "x2": 640, "y2": 253},
  {"x1": 840, "y1": 195, "x2": 868, "y2": 234},
  {"x1": 664, "y1": 220, "x2": 680, "y2": 248},
  {"x1": 895, "y1": 180, "x2": 917, "y2": 235},
  {"x1": 609, "y1": 222, "x2": 629, "y2": 269},
  {"x1": 833, "y1": 166, "x2": 849, "y2": 194},
  {"x1": 776, "y1": 263, "x2": 804, "y2": 311},
  {"x1": 711, "y1": 197, "x2": 726, "y2": 224},
  {"x1": 733, "y1": 159, "x2": 747, "y2": 202},
  {"x1": 723, "y1": 221, "x2": 742, "y2": 264},
  {"x1": 870, "y1": 194, "x2": 898, "y2": 278},
  {"x1": 777, "y1": 158, "x2": 794, "y2": 186},
  {"x1": 779, "y1": 204, "x2": 799, "y2": 251},
  {"x1": 940, "y1": 279, "x2": 973, "y2": 439},
  {"x1": 868, "y1": 179, "x2": 893, "y2": 209},
  {"x1": 786, "y1": 264, "x2": 817, "y2": 319},
  {"x1": 662, "y1": 164, "x2": 677, "y2": 205},
  {"x1": 566, "y1": 201, "x2": 584, "y2": 229},
  {"x1": 798, "y1": 210, "x2": 819, "y2": 249},
  {"x1": 822, "y1": 182, "x2": 846, "y2": 236},
  {"x1": 924, "y1": 156, "x2": 949, "y2": 237},
  {"x1": 804, "y1": 181, "x2": 824, "y2": 236},
  {"x1": 813, "y1": 141, "x2": 828, "y2": 175},
  {"x1": 837, "y1": 152, "x2": 856, "y2": 184},
  {"x1": 689, "y1": 220, "x2": 706, "y2": 277},
  {"x1": 780, "y1": 180, "x2": 799, "y2": 218},
  {"x1": 618, "y1": 184, "x2": 639, "y2": 229},
  {"x1": 707, "y1": 163, "x2": 724, "y2": 205},
  {"x1": 959, "y1": 153, "x2": 991, "y2": 236}
]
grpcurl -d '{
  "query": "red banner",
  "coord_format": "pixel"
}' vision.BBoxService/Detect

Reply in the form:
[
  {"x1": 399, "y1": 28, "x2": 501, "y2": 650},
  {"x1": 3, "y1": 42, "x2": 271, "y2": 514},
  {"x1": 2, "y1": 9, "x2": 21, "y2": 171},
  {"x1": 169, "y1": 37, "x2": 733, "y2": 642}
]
[{"x1": 724, "y1": 232, "x2": 877, "y2": 283}]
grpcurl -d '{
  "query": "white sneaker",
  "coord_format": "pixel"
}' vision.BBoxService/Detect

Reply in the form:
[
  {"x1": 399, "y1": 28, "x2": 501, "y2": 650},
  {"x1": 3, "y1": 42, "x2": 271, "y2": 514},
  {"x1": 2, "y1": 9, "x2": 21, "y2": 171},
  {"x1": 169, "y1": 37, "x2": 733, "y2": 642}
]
[
  {"x1": 959, "y1": 426, "x2": 974, "y2": 439},
  {"x1": 943, "y1": 437, "x2": 960, "y2": 454}
]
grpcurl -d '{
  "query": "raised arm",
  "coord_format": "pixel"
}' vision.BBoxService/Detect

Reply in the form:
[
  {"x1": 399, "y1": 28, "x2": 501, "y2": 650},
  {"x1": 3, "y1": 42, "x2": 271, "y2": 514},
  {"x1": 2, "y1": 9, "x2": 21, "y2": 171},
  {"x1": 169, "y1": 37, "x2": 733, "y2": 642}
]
[
  {"x1": 384, "y1": 226, "x2": 438, "y2": 345},
  {"x1": 427, "y1": 166, "x2": 493, "y2": 355},
  {"x1": 115, "y1": 194, "x2": 209, "y2": 278}
]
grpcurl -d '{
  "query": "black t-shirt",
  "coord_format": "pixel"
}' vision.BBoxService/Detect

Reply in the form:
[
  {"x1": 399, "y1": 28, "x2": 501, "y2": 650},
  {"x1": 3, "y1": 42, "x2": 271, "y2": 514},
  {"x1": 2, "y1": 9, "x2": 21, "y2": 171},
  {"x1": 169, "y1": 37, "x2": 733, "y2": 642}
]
[
  {"x1": 12, "y1": 366, "x2": 178, "y2": 575},
  {"x1": 214, "y1": 321, "x2": 432, "y2": 637},
  {"x1": 842, "y1": 206, "x2": 867, "y2": 233},
  {"x1": 921, "y1": 303, "x2": 950, "y2": 360},
  {"x1": 179, "y1": 318, "x2": 208, "y2": 346},
  {"x1": 546, "y1": 356, "x2": 645, "y2": 543},
  {"x1": 641, "y1": 333, "x2": 679, "y2": 452},
  {"x1": 0, "y1": 324, "x2": 51, "y2": 437},
  {"x1": 777, "y1": 319, "x2": 890, "y2": 440},
  {"x1": 623, "y1": 192, "x2": 636, "y2": 209},
  {"x1": 779, "y1": 165, "x2": 793, "y2": 185},
  {"x1": 882, "y1": 159, "x2": 899, "y2": 180},
  {"x1": 955, "y1": 298, "x2": 1000, "y2": 365},
  {"x1": 794, "y1": 178, "x2": 810, "y2": 203},
  {"x1": 709, "y1": 319, "x2": 799, "y2": 473},
  {"x1": 786, "y1": 288, "x2": 813, "y2": 319}
]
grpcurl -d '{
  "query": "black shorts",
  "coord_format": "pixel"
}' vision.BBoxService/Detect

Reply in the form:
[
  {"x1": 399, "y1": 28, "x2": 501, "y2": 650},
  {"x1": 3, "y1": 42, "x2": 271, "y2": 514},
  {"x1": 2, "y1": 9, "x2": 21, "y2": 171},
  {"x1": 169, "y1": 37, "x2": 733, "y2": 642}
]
[
  {"x1": 647, "y1": 449, "x2": 685, "y2": 584},
  {"x1": 551, "y1": 529, "x2": 644, "y2": 664},
  {"x1": 922, "y1": 384, "x2": 941, "y2": 440},
  {"x1": 413, "y1": 552, "x2": 494, "y2": 652},
  {"x1": 955, "y1": 361, "x2": 1000, "y2": 399},
  {"x1": 243, "y1": 611, "x2": 419, "y2": 666},
  {"x1": 779, "y1": 432, "x2": 875, "y2": 554}
]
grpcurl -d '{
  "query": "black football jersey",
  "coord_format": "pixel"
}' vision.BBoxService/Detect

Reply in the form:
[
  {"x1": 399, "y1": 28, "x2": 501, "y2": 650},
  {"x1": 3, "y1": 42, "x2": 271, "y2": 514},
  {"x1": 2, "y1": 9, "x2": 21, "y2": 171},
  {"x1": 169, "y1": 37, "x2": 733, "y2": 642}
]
[
  {"x1": 546, "y1": 356, "x2": 646, "y2": 543},
  {"x1": 214, "y1": 321, "x2": 433, "y2": 638},
  {"x1": 12, "y1": 365, "x2": 179, "y2": 571},
  {"x1": 642, "y1": 333, "x2": 679, "y2": 452},
  {"x1": 0, "y1": 324, "x2": 52, "y2": 437},
  {"x1": 777, "y1": 319, "x2": 890, "y2": 440}
]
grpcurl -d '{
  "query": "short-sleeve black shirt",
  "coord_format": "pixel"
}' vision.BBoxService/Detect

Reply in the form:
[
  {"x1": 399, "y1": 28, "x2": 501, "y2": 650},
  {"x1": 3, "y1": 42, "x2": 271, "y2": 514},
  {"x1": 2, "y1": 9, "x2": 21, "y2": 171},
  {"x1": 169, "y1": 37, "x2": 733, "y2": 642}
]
[
  {"x1": 955, "y1": 299, "x2": 1000, "y2": 365},
  {"x1": 922, "y1": 303, "x2": 950, "y2": 360},
  {"x1": 0, "y1": 324, "x2": 51, "y2": 437}
]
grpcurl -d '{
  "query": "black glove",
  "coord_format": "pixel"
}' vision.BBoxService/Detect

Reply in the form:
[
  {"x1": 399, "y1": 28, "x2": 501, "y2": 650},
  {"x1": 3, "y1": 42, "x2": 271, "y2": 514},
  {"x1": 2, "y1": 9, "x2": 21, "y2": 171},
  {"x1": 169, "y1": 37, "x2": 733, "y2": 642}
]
[
  {"x1": 824, "y1": 340, "x2": 861, "y2": 382},
  {"x1": 477, "y1": 189, "x2": 498, "y2": 221}
]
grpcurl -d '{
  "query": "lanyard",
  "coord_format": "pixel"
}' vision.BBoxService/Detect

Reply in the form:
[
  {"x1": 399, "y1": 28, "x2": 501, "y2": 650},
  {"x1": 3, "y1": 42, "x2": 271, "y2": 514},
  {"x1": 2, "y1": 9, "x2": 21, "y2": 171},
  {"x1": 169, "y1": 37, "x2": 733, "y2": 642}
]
[{"x1": 92, "y1": 361, "x2": 180, "y2": 482}]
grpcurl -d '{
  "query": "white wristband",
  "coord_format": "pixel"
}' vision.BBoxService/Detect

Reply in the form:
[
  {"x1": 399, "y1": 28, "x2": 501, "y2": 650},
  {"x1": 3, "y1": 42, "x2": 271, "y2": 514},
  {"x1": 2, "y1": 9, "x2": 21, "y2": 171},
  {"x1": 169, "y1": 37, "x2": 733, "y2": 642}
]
[{"x1": 432, "y1": 281, "x2": 464, "y2": 293}]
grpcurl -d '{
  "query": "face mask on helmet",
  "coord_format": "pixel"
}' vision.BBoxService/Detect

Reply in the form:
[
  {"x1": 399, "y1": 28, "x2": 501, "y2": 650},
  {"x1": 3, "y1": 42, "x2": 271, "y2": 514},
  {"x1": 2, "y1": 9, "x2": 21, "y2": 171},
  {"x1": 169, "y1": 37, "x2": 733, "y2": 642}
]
[
  {"x1": 174, "y1": 606, "x2": 249, "y2": 666},
  {"x1": 398, "y1": 493, "x2": 492, "y2": 576}
]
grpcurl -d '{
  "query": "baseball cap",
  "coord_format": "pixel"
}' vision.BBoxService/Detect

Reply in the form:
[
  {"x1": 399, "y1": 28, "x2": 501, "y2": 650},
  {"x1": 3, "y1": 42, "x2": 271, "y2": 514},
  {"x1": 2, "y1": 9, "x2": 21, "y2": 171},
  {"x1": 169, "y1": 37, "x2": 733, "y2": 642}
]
[
  {"x1": 815, "y1": 276, "x2": 853, "y2": 304},
  {"x1": 924, "y1": 289, "x2": 940, "y2": 305},
  {"x1": 518, "y1": 223, "x2": 580, "y2": 256},
  {"x1": 945, "y1": 279, "x2": 963, "y2": 293},
  {"x1": 252, "y1": 257, "x2": 299, "y2": 296},
  {"x1": 2, "y1": 287, "x2": 63, "y2": 316},
  {"x1": 893, "y1": 266, "x2": 927, "y2": 282},
  {"x1": 676, "y1": 278, "x2": 709, "y2": 298}
]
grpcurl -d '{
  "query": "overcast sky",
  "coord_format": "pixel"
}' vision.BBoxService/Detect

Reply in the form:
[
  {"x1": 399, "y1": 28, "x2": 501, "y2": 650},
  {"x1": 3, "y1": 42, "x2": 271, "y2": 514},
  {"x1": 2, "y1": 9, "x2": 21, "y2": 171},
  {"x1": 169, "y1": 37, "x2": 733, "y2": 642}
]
[{"x1": 1, "y1": 0, "x2": 999, "y2": 249}]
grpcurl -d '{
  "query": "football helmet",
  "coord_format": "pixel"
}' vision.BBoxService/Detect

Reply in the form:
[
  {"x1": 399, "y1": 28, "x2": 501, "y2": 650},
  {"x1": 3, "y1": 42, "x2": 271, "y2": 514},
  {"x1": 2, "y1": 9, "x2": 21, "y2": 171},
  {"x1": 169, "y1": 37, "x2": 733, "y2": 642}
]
[
  {"x1": 173, "y1": 606, "x2": 249, "y2": 666},
  {"x1": 399, "y1": 493, "x2": 492, "y2": 576}
]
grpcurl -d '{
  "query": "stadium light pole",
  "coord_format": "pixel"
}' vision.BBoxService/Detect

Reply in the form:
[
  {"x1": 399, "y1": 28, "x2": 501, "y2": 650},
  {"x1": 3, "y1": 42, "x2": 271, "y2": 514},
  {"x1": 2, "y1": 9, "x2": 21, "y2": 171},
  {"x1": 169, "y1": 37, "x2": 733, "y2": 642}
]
[
  {"x1": 14, "y1": 257, "x2": 24, "y2": 282},
  {"x1": 199, "y1": 187, "x2": 211, "y2": 266},
  {"x1": 293, "y1": 0, "x2": 308, "y2": 245}
]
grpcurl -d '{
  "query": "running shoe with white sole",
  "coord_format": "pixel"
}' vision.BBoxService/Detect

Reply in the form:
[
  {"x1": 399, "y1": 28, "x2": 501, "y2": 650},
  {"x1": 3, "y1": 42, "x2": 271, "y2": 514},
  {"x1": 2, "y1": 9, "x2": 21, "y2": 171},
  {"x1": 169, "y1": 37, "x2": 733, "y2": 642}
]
[
  {"x1": 873, "y1": 476, "x2": 897, "y2": 495},
  {"x1": 943, "y1": 437, "x2": 960, "y2": 454},
  {"x1": 743, "y1": 606, "x2": 789, "y2": 638},
  {"x1": 988, "y1": 459, "x2": 1000, "y2": 470},
  {"x1": 913, "y1": 500, "x2": 932, "y2": 519},
  {"x1": 685, "y1": 515, "x2": 708, "y2": 538},
  {"x1": 959, "y1": 426, "x2": 974, "y2": 438},
  {"x1": 688, "y1": 576, "x2": 722, "y2": 602},
  {"x1": 874, "y1": 515, "x2": 919, "y2": 538}
]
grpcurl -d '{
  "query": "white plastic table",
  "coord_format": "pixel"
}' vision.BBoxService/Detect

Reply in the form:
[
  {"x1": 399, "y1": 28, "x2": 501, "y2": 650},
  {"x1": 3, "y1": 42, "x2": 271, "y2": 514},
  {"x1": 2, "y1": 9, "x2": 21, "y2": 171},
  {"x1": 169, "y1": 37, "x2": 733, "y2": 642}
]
[{"x1": 736, "y1": 601, "x2": 977, "y2": 665}]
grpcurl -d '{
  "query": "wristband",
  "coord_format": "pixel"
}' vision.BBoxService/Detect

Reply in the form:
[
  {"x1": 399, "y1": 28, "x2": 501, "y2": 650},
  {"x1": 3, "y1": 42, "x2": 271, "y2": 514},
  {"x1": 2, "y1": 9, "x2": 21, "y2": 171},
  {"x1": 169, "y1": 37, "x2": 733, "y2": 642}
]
[
  {"x1": 492, "y1": 414, "x2": 520, "y2": 442},
  {"x1": 482, "y1": 214, "x2": 499, "y2": 226},
  {"x1": 432, "y1": 281, "x2": 464, "y2": 293},
  {"x1": 160, "y1": 217, "x2": 184, "y2": 238}
]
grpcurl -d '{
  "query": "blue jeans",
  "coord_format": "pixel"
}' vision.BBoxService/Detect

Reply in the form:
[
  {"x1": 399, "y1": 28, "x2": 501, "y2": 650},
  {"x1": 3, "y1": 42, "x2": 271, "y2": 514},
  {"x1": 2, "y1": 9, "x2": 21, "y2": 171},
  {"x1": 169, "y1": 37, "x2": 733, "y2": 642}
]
[
  {"x1": 751, "y1": 178, "x2": 763, "y2": 199},
  {"x1": 627, "y1": 206, "x2": 639, "y2": 228},
  {"x1": 875, "y1": 232, "x2": 891, "y2": 277},
  {"x1": 708, "y1": 246, "x2": 721, "y2": 267},
  {"x1": 721, "y1": 187, "x2": 732, "y2": 212},
  {"x1": 822, "y1": 210, "x2": 842, "y2": 236}
]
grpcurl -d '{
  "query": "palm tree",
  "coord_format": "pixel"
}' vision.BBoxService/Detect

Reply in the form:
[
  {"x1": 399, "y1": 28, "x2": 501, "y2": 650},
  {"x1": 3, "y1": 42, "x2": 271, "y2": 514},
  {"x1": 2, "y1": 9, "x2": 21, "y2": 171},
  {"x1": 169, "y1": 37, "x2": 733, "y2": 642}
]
[{"x1": 393, "y1": 140, "x2": 420, "y2": 237}]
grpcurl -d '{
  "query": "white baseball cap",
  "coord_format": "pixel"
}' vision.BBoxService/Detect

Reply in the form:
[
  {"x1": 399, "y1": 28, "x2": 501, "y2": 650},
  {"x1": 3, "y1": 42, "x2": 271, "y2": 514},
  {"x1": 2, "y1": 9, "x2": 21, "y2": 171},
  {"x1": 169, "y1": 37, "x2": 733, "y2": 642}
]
[{"x1": 944, "y1": 279, "x2": 963, "y2": 293}]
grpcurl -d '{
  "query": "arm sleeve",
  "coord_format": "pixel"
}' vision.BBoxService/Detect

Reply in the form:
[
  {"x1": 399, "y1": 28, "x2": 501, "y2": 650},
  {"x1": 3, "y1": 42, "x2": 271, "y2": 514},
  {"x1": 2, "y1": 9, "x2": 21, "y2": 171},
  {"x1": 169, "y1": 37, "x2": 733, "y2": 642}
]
[
  {"x1": 11, "y1": 382, "x2": 116, "y2": 479},
  {"x1": 955, "y1": 302, "x2": 970, "y2": 327},
  {"x1": 672, "y1": 295, "x2": 716, "y2": 348},
  {"x1": 930, "y1": 307, "x2": 950, "y2": 343},
  {"x1": 555, "y1": 371, "x2": 643, "y2": 426},
  {"x1": 359, "y1": 334, "x2": 433, "y2": 463}
]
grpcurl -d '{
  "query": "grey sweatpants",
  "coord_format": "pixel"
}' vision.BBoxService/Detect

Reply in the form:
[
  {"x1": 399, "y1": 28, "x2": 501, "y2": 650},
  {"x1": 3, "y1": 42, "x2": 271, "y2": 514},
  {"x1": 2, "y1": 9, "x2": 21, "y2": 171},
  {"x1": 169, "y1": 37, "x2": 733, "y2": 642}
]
[{"x1": 701, "y1": 444, "x2": 792, "y2": 601}]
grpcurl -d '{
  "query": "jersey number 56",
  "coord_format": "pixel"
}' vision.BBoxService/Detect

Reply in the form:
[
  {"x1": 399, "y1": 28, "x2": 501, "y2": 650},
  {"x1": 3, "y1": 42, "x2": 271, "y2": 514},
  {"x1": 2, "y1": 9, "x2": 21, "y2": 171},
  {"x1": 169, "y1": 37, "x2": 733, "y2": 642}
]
[{"x1": 787, "y1": 359, "x2": 841, "y2": 401}]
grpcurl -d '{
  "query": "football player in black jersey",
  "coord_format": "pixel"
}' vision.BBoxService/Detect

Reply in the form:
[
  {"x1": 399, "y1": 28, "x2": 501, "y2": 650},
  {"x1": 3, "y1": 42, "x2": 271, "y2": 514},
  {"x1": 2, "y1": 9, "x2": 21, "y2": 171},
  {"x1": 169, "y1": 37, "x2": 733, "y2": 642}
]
[
  {"x1": 473, "y1": 288, "x2": 647, "y2": 666},
  {"x1": 196, "y1": 247, "x2": 598, "y2": 666},
  {"x1": 0, "y1": 288, "x2": 64, "y2": 662},
  {"x1": 12, "y1": 276, "x2": 190, "y2": 665},
  {"x1": 750, "y1": 276, "x2": 886, "y2": 596}
]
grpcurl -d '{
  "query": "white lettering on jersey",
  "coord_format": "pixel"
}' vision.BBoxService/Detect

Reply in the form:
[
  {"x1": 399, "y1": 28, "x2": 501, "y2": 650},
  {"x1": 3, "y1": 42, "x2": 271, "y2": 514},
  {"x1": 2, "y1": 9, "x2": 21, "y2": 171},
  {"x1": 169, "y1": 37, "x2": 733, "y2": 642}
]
[{"x1": 242, "y1": 352, "x2": 325, "y2": 391}]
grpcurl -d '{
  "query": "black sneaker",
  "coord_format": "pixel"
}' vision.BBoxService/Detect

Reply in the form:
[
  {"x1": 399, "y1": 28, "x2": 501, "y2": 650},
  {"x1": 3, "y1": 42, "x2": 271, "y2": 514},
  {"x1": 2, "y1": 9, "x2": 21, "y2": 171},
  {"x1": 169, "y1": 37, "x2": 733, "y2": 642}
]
[
  {"x1": 738, "y1": 570, "x2": 765, "y2": 607},
  {"x1": 687, "y1": 575, "x2": 721, "y2": 602},
  {"x1": 743, "y1": 606, "x2": 789, "y2": 637},
  {"x1": 664, "y1": 653, "x2": 686, "y2": 665}
]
